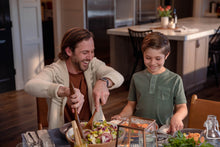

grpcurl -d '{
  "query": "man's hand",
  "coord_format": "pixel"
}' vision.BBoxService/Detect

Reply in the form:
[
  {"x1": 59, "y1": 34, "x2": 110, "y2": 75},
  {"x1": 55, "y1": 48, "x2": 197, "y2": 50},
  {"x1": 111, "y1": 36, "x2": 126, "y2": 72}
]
[
  {"x1": 57, "y1": 86, "x2": 70, "y2": 97},
  {"x1": 93, "y1": 80, "x2": 110, "y2": 112},
  {"x1": 57, "y1": 86, "x2": 84, "y2": 113}
]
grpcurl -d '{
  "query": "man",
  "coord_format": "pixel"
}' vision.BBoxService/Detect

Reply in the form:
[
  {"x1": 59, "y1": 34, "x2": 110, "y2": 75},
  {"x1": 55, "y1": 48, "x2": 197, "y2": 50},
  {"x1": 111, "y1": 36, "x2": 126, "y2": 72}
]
[{"x1": 25, "y1": 27, "x2": 124, "y2": 129}]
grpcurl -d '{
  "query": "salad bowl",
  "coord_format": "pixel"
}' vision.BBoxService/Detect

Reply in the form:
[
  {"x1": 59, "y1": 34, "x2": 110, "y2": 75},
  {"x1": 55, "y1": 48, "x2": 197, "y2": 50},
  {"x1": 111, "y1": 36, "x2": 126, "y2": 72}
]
[
  {"x1": 65, "y1": 121, "x2": 118, "y2": 147},
  {"x1": 66, "y1": 127, "x2": 116, "y2": 147}
]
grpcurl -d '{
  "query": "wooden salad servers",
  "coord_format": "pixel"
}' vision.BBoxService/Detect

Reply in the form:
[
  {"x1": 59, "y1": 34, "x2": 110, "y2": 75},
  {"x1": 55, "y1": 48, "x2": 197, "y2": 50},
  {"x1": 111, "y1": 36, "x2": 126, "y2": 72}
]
[
  {"x1": 72, "y1": 120, "x2": 87, "y2": 147},
  {"x1": 70, "y1": 82, "x2": 85, "y2": 140},
  {"x1": 84, "y1": 109, "x2": 97, "y2": 129}
]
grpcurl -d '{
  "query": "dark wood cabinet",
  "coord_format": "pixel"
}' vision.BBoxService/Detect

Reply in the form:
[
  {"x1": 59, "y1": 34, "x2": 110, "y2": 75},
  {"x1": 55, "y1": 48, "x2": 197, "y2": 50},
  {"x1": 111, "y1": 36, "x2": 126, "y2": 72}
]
[{"x1": 0, "y1": 0, "x2": 15, "y2": 93}]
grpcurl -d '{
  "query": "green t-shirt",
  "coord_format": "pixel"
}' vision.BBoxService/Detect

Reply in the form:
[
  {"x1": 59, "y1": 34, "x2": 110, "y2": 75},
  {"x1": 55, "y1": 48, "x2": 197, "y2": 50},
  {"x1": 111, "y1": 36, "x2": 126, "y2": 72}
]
[{"x1": 128, "y1": 69, "x2": 187, "y2": 126}]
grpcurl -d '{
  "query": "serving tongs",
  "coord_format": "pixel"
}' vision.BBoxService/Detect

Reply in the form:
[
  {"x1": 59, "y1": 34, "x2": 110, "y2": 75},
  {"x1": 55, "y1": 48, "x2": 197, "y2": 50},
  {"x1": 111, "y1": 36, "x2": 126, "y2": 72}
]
[
  {"x1": 84, "y1": 109, "x2": 97, "y2": 129},
  {"x1": 72, "y1": 120, "x2": 87, "y2": 146},
  {"x1": 70, "y1": 82, "x2": 85, "y2": 140}
]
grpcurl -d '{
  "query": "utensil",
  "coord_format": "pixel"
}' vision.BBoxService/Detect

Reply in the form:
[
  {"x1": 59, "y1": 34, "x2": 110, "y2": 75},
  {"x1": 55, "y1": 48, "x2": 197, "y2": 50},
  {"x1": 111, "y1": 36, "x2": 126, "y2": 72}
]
[
  {"x1": 70, "y1": 82, "x2": 86, "y2": 140},
  {"x1": 72, "y1": 120, "x2": 83, "y2": 146},
  {"x1": 84, "y1": 109, "x2": 97, "y2": 129},
  {"x1": 28, "y1": 132, "x2": 37, "y2": 145},
  {"x1": 35, "y1": 131, "x2": 43, "y2": 146}
]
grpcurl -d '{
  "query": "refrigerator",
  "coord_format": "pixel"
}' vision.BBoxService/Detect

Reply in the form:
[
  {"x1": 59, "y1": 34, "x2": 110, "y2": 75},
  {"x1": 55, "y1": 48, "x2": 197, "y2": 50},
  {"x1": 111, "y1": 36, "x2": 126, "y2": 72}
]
[
  {"x1": 86, "y1": 0, "x2": 135, "y2": 63},
  {"x1": 86, "y1": 0, "x2": 115, "y2": 63},
  {"x1": 136, "y1": 0, "x2": 160, "y2": 24}
]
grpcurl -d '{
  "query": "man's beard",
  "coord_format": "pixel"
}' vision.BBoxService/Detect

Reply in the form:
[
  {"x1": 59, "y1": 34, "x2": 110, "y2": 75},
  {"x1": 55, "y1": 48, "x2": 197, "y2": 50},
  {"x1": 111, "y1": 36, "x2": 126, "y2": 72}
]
[{"x1": 71, "y1": 58, "x2": 89, "y2": 72}]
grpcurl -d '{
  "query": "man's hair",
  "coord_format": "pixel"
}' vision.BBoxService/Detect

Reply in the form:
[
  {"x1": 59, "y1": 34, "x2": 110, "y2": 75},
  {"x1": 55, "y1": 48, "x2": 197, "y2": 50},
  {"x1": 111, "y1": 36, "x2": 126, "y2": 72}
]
[
  {"x1": 58, "y1": 27, "x2": 94, "y2": 60},
  {"x1": 141, "y1": 32, "x2": 170, "y2": 56}
]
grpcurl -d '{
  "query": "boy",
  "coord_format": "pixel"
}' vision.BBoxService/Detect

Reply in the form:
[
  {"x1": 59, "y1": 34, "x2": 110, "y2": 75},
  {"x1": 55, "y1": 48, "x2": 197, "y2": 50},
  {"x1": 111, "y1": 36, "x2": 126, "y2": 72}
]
[{"x1": 112, "y1": 32, "x2": 188, "y2": 134}]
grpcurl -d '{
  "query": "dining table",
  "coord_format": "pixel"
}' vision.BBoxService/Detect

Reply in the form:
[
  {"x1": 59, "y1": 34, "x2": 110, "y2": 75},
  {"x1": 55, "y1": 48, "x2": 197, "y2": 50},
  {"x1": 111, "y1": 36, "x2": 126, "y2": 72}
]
[
  {"x1": 21, "y1": 127, "x2": 220, "y2": 147},
  {"x1": 21, "y1": 128, "x2": 70, "y2": 147}
]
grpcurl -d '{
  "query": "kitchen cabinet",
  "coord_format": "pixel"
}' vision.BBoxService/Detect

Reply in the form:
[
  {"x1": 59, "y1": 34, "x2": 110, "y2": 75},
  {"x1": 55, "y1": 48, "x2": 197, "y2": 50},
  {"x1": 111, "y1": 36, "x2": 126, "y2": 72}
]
[{"x1": 177, "y1": 37, "x2": 209, "y2": 93}]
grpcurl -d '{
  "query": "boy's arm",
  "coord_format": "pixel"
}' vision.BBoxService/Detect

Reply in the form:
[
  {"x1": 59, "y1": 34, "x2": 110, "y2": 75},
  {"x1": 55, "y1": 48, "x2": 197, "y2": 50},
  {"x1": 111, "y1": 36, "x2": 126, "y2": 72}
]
[
  {"x1": 111, "y1": 101, "x2": 136, "y2": 120},
  {"x1": 168, "y1": 103, "x2": 188, "y2": 134}
]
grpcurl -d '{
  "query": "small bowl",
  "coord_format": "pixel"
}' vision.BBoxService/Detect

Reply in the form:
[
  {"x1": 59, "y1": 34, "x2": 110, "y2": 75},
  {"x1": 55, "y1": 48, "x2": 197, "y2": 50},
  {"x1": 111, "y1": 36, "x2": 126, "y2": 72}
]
[
  {"x1": 173, "y1": 128, "x2": 204, "y2": 137},
  {"x1": 65, "y1": 127, "x2": 116, "y2": 147}
]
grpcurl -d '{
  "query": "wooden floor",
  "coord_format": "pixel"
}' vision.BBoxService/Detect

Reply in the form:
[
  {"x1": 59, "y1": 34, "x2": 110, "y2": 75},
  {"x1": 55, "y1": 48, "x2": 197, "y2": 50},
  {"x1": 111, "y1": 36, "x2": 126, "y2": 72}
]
[{"x1": 0, "y1": 75, "x2": 220, "y2": 147}]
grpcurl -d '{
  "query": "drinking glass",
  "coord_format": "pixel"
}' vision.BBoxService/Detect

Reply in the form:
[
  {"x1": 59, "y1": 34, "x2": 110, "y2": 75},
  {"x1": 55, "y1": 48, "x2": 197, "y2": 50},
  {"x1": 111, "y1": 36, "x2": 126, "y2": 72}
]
[{"x1": 204, "y1": 115, "x2": 220, "y2": 139}]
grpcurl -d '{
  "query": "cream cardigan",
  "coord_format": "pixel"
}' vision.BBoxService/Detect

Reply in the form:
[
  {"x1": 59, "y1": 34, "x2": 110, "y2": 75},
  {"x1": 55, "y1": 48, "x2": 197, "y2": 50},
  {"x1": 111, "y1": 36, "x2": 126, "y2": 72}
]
[{"x1": 25, "y1": 57, "x2": 124, "y2": 129}]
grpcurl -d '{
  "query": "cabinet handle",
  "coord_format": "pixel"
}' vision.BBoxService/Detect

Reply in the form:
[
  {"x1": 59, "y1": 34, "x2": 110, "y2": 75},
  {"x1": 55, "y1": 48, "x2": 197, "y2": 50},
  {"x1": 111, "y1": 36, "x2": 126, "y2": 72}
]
[
  {"x1": 196, "y1": 40, "x2": 200, "y2": 48},
  {"x1": 0, "y1": 40, "x2": 6, "y2": 44}
]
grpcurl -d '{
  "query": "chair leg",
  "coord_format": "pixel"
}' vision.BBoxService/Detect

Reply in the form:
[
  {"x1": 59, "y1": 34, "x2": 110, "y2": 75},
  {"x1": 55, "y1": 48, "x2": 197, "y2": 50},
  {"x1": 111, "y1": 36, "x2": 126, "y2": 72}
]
[{"x1": 213, "y1": 54, "x2": 219, "y2": 87}]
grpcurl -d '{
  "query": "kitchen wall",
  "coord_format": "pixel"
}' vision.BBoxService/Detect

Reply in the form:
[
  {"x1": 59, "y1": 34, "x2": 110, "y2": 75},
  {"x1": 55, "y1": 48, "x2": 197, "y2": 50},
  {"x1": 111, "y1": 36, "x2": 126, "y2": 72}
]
[{"x1": 173, "y1": 0, "x2": 193, "y2": 18}]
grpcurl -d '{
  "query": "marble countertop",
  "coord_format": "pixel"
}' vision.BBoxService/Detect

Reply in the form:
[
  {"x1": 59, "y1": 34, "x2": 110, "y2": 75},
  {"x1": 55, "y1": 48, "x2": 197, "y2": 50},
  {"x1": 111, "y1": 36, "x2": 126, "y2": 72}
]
[{"x1": 107, "y1": 17, "x2": 220, "y2": 41}]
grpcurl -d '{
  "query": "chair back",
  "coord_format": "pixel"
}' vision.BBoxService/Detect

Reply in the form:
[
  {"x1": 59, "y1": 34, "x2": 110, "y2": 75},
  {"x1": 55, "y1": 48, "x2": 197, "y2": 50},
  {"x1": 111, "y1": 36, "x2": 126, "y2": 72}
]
[
  {"x1": 128, "y1": 28, "x2": 152, "y2": 57},
  {"x1": 188, "y1": 94, "x2": 220, "y2": 129},
  {"x1": 127, "y1": 28, "x2": 152, "y2": 87},
  {"x1": 36, "y1": 97, "x2": 48, "y2": 130},
  {"x1": 209, "y1": 25, "x2": 220, "y2": 50}
]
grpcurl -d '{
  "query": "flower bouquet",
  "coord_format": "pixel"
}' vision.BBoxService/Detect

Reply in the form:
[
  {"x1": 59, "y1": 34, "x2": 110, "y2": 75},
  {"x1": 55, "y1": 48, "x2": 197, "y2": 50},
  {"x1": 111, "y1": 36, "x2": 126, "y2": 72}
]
[
  {"x1": 157, "y1": 5, "x2": 172, "y2": 28},
  {"x1": 157, "y1": 5, "x2": 172, "y2": 17}
]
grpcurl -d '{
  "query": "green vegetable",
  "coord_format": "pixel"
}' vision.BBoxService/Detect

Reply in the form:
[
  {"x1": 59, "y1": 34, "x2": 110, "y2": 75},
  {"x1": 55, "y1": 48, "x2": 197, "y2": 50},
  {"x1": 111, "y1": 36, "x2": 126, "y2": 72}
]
[{"x1": 163, "y1": 131, "x2": 214, "y2": 147}]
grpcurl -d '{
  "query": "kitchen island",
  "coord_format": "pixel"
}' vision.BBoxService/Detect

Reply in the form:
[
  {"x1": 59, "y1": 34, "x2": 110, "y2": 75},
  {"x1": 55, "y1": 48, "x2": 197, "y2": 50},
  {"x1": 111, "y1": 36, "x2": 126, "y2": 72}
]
[{"x1": 107, "y1": 17, "x2": 220, "y2": 94}]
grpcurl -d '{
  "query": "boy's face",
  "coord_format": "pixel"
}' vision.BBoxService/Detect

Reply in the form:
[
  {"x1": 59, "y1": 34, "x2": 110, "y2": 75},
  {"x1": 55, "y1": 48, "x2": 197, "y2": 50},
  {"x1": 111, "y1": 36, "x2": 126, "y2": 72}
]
[
  {"x1": 143, "y1": 48, "x2": 169, "y2": 74},
  {"x1": 70, "y1": 37, "x2": 95, "y2": 72}
]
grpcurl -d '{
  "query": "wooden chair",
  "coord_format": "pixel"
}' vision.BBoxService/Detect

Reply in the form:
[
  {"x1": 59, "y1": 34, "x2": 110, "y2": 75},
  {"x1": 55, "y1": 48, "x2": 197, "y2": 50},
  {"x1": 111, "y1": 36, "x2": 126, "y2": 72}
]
[
  {"x1": 128, "y1": 28, "x2": 152, "y2": 86},
  {"x1": 188, "y1": 94, "x2": 220, "y2": 129},
  {"x1": 36, "y1": 97, "x2": 48, "y2": 130}
]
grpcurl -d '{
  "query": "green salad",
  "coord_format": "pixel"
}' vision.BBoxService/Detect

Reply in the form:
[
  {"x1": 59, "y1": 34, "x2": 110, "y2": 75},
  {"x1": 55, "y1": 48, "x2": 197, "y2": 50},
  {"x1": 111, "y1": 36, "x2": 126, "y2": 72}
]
[
  {"x1": 83, "y1": 120, "x2": 117, "y2": 144},
  {"x1": 163, "y1": 131, "x2": 214, "y2": 147}
]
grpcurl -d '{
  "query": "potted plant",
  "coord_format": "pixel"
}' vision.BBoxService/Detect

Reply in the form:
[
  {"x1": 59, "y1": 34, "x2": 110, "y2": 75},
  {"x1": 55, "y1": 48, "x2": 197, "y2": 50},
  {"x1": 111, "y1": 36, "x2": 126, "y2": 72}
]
[{"x1": 157, "y1": 5, "x2": 172, "y2": 28}]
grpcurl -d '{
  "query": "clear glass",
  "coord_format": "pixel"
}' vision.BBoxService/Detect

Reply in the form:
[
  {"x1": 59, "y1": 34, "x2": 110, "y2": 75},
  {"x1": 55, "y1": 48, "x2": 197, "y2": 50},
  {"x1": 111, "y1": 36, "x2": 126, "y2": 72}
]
[
  {"x1": 203, "y1": 115, "x2": 220, "y2": 139},
  {"x1": 139, "y1": 132, "x2": 156, "y2": 147}
]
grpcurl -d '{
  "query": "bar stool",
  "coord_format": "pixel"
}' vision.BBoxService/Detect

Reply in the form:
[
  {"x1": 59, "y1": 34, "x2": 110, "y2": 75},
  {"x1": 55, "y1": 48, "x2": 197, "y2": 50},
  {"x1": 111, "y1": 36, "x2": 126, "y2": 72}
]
[
  {"x1": 128, "y1": 28, "x2": 152, "y2": 87},
  {"x1": 208, "y1": 25, "x2": 220, "y2": 87}
]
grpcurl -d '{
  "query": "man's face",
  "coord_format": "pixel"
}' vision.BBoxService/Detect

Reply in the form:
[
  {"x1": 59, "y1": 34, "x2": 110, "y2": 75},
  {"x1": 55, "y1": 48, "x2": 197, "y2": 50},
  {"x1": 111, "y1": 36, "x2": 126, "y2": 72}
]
[{"x1": 70, "y1": 37, "x2": 95, "y2": 72}]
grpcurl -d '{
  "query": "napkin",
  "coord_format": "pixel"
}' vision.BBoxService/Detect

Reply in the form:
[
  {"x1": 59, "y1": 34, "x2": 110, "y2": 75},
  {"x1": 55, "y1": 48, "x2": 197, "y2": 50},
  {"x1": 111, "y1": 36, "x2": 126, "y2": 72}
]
[
  {"x1": 24, "y1": 130, "x2": 55, "y2": 147},
  {"x1": 158, "y1": 124, "x2": 170, "y2": 134},
  {"x1": 175, "y1": 26, "x2": 199, "y2": 33}
]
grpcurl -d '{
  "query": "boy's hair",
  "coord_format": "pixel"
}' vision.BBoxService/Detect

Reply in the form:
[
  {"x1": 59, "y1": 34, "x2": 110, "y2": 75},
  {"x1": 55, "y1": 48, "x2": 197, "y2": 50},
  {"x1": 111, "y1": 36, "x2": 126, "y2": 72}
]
[
  {"x1": 58, "y1": 27, "x2": 94, "y2": 60},
  {"x1": 141, "y1": 32, "x2": 170, "y2": 56}
]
